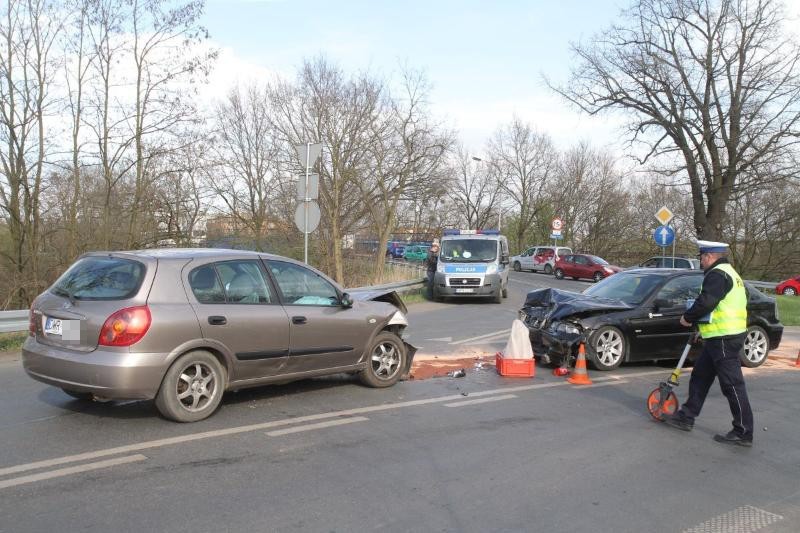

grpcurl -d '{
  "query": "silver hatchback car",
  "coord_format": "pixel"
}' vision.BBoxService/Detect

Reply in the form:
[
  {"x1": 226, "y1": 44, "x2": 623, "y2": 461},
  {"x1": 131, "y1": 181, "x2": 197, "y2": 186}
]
[{"x1": 23, "y1": 249, "x2": 414, "y2": 422}]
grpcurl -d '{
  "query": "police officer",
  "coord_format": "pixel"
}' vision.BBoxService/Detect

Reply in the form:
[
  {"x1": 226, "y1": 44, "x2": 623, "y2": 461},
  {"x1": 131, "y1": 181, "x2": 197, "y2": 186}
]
[
  {"x1": 425, "y1": 240, "x2": 440, "y2": 298},
  {"x1": 664, "y1": 240, "x2": 754, "y2": 447}
]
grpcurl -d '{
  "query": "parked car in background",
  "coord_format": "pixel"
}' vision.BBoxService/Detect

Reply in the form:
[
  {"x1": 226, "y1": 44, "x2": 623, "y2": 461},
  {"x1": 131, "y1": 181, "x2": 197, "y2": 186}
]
[
  {"x1": 403, "y1": 245, "x2": 430, "y2": 262},
  {"x1": 637, "y1": 256, "x2": 700, "y2": 269},
  {"x1": 511, "y1": 245, "x2": 572, "y2": 274},
  {"x1": 518, "y1": 269, "x2": 782, "y2": 371},
  {"x1": 776, "y1": 275, "x2": 800, "y2": 296},
  {"x1": 23, "y1": 249, "x2": 414, "y2": 422},
  {"x1": 386, "y1": 241, "x2": 406, "y2": 259},
  {"x1": 554, "y1": 254, "x2": 621, "y2": 282}
]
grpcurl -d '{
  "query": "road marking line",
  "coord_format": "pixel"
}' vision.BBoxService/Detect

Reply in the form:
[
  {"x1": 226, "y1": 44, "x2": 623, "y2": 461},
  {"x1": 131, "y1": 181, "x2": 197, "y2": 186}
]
[
  {"x1": 0, "y1": 454, "x2": 147, "y2": 490},
  {"x1": 445, "y1": 394, "x2": 517, "y2": 407},
  {"x1": 450, "y1": 328, "x2": 511, "y2": 345},
  {"x1": 265, "y1": 416, "x2": 368, "y2": 436},
  {"x1": 0, "y1": 373, "x2": 657, "y2": 478}
]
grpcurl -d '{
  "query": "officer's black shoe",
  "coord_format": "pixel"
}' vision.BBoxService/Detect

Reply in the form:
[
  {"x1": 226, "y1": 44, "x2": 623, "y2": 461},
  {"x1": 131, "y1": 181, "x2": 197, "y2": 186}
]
[
  {"x1": 713, "y1": 431, "x2": 753, "y2": 447},
  {"x1": 663, "y1": 413, "x2": 694, "y2": 432}
]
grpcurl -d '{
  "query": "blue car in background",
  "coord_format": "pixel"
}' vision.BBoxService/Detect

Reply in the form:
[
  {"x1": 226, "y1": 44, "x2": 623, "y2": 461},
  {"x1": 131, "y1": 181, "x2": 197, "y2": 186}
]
[{"x1": 386, "y1": 242, "x2": 406, "y2": 259}]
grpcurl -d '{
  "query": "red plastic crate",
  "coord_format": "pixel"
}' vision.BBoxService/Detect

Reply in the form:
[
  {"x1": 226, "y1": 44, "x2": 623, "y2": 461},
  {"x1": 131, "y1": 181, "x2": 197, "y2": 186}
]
[{"x1": 495, "y1": 353, "x2": 535, "y2": 377}]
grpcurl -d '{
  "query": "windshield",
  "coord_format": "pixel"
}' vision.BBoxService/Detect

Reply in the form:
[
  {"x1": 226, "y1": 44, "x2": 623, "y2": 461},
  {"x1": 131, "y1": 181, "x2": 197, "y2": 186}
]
[
  {"x1": 583, "y1": 272, "x2": 663, "y2": 305},
  {"x1": 440, "y1": 239, "x2": 498, "y2": 263},
  {"x1": 51, "y1": 257, "x2": 145, "y2": 300},
  {"x1": 588, "y1": 255, "x2": 608, "y2": 265}
]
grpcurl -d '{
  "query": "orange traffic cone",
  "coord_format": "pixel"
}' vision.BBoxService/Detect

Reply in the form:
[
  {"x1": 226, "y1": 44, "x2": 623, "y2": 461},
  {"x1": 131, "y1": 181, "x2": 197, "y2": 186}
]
[
  {"x1": 567, "y1": 342, "x2": 593, "y2": 385},
  {"x1": 794, "y1": 349, "x2": 800, "y2": 368}
]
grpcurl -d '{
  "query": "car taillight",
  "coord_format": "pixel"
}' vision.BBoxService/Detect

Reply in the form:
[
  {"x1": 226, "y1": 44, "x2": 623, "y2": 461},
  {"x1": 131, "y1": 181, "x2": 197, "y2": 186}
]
[
  {"x1": 29, "y1": 306, "x2": 36, "y2": 336},
  {"x1": 98, "y1": 306, "x2": 151, "y2": 347}
]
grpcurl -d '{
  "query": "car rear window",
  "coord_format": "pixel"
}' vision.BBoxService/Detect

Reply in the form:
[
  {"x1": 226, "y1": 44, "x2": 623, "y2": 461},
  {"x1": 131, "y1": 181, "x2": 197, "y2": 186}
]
[{"x1": 50, "y1": 257, "x2": 145, "y2": 300}]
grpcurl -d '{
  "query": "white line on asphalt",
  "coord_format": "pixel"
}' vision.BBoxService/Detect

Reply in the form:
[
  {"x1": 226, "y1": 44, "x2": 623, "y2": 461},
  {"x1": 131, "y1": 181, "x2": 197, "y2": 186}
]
[
  {"x1": 265, "y1": 416, "x2": 368, "y2": 436},
  {"x1": 0, "y1": 454, "x2": 147, "y2": 490},
  {"x1": 0, "y1": 372, "x2": 659, "y2": 479},
  {"x1": 450, "y1": 328, "x2": 511, "y2": 345},
  {"x1": 445, "y1": 394, "x2": 517, "y2": 407}
]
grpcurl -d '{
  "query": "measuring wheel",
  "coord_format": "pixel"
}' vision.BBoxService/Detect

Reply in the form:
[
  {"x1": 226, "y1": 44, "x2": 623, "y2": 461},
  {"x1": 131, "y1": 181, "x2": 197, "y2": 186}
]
[{"x1": 646, "y1": 385, "x2": 678, "y2": 421}]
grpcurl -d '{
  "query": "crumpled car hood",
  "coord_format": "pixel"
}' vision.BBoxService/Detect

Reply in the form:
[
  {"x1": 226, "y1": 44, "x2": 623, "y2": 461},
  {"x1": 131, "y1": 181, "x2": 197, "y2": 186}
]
[
  {"x1": 523, "y1": 288, "x2": 633, "y2": 320},
  {"x1": 347, "y1": 288, "x2": 407, "y2": 314}
]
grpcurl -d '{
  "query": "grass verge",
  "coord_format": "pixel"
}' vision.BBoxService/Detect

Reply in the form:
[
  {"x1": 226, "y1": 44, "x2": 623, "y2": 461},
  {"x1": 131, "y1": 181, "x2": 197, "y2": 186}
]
[
  {"x1": 400, "y1": 288, "x2": 429, "y2": 305},
  {"x1": 0, "y1": 332, "x2": 27, "y2": 352},
  {"x1": 776, "y1": 295, "x2": 800, "y2": 326}
]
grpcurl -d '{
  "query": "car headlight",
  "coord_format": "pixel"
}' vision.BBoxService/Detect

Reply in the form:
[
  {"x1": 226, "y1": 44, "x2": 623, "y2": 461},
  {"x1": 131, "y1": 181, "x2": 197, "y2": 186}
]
[
  {"x1": 436, "y1": 262, "x2": 445, "y2": 273},
  {"x1": 518, "y1": 309, "x2": 527, "y2": 321},
  {"x1": 603, "y1": 267, "x2": 614, "y2": 273},
  {"x1": 553, "y1": 321, "x2": 582, "y2": 335},
  {"x1": 485, "y1": 264, "x2": 498, "y2": 275}
]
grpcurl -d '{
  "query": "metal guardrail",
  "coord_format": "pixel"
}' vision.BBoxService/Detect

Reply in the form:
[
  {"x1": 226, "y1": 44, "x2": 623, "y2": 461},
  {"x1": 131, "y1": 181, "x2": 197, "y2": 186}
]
[{"x1": 0, "y1": 310, "x2": 28, "y2": 334}]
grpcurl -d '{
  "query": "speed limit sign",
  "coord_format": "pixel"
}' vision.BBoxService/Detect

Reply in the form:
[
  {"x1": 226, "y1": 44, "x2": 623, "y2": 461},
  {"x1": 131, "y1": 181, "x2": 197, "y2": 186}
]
[{"x1": 551, "y1": 218, "x2": 563, "y2": 231}]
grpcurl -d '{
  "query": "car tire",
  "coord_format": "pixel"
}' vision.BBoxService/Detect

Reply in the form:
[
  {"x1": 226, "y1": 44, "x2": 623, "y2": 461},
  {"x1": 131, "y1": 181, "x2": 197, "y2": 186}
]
[
  {"x1": 544, "y1": 264, "x2": 553, "y2": 275},
  {"x1": 359, "y1": 331, "x2": 406, "y2": 388},
  {"x1": 155, "y1": 350, "x2": 227, "y2": 423},
  {"x1": 783, "y1": 287, "x2": 797, "y2": 296},
  {"x1": 61, "y1": 388, "x2": 93, "y2": 401},
  {"x1": 492, "y1": 287, "x2": 502, "y2": 303},
  {"x1": 593, "y1": 271, "x2": 604, "y2": 283},
  {"x1": 588, "y1": 326, "x2": 627, "y2": 370},
  {"x1": 432, "y1": 286, "x2": 442, "y2": 302},
  {"x1": 513, "y1": 261, "x2": 521, "y2": 272},
  {"x1": 741, "y1": 325, "x2": 769, "y2": 368},
  {"x1": 554, "y1": 268, "x2": 564, "y2": 280}
]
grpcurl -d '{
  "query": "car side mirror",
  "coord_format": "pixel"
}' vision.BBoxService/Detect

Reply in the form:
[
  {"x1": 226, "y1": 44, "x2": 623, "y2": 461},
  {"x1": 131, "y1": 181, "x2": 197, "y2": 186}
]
[
  {"x1": 501, "y1": 254, "x2": 509, "y2": 265},
  {"x1": 340, "y1": 292, "x2": 353, "y2": 308}
]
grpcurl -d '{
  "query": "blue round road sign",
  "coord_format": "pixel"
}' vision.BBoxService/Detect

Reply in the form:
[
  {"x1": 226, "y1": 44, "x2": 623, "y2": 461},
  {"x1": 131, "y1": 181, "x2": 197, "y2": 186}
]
[{"x1": 653, "y1": 225, "x2": 675, "y2": 247}]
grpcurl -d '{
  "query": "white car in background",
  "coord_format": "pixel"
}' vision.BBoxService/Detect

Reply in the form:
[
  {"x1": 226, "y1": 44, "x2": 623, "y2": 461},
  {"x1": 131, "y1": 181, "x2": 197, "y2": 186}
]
[{"x1": 511, "y1": 245, "x2": 573, "y2": 274}]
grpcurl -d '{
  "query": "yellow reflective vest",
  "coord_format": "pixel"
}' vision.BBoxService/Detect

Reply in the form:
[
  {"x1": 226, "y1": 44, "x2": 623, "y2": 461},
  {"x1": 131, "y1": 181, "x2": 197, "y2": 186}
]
[{"x1": 698, "y1": 263, "x2": 747, "y2": 339}]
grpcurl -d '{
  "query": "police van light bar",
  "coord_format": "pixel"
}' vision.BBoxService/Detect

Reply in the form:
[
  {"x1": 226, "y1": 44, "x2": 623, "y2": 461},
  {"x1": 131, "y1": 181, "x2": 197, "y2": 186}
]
[{"x1": 442, "y1": 229, "x2": 500, "y2": 236}]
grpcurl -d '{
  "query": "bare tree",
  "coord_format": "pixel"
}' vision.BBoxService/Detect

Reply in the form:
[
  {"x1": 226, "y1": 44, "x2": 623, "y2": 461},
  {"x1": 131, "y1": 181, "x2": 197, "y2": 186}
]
[
  {"x1": 551, "y1": 0, "x2": 800, "y2": 240},
  {"x1": 0, "y1": 0, "x2": 61, "y2": 306},
  {"x1": 208, "y1": 84, "x2": 281, "y2": 249},
  {"x1": 487, "y1": 118, "x2": 558, "y2": 251},
  {"x1": 446, "y1": 146, "x2": 501, "y2": 231},
  {"x1": 126, "y1": 0, "x2": 215, "y2": 247},
  {"x1": 357, "y1": 68, "x2": 452, "y2": 282},
  {"x1": 268, "y1": 57, "x2": 384, "y2": 283}
]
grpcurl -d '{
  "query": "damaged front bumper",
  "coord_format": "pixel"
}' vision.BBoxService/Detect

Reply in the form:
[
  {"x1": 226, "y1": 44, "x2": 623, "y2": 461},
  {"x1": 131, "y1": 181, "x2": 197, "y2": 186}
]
[{"x1": 520, "y1": 313, "x2": 585, "y2": 367}]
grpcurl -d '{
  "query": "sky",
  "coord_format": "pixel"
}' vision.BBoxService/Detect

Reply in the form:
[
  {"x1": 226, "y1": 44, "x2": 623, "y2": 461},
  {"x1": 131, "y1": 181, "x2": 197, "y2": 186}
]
[
  {"x1": 199, "y1": 0, "x2": 800, "y2": 155},
  {"x1": 199, "y1": 0, "x2": 631, "y2": 153}
]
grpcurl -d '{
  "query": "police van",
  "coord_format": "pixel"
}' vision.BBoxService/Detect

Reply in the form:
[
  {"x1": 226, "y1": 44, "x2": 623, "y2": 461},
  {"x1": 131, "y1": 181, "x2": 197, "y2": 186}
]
[{"x1": 431, "y1": 229, "x2": 510, "y2": 303}]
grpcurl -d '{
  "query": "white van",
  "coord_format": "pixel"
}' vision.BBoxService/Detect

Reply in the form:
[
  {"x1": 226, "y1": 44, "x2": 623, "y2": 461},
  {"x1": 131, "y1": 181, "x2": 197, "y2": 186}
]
[
  {"x1": 431, "y1": 229, "x2": 510, "y2": 303},
  {"x1": 510, "y1": 245, "x2": 573, "y2": 274}
]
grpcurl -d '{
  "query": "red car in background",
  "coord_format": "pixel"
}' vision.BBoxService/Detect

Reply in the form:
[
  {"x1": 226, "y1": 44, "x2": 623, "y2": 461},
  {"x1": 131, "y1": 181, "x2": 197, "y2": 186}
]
[
  {"x1": 554, "y1": 254, "x2": 622, "y2": 282},
  {"x1": 776, "y1": 276, "x2": 800, "y2": 296}
]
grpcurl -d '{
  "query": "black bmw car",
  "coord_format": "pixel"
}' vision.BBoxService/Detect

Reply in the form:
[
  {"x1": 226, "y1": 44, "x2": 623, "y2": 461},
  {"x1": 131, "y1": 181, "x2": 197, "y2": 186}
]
[{"x1": 519, "y1": 269, "x2": 783, "y2": 371}]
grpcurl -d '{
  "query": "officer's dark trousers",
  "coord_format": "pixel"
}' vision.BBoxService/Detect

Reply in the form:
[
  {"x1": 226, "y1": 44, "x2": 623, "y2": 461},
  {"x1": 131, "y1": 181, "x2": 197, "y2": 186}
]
[{"x1": 680, "y1": 334, "x2": 753, "y2": 439}]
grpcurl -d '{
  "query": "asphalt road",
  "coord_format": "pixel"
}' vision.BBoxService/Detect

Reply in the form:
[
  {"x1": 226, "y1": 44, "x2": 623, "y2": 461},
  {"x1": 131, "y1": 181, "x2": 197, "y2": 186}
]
[{"x1": 1, "y1": 269, "x2": 798, "y2": 532}]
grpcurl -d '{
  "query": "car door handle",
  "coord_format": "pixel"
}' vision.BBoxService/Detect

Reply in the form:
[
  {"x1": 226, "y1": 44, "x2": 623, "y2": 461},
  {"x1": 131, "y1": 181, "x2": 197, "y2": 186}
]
[
  {"x1": 292, "y1": 316, "x2": 307, "y2": 325},
  {"x1": 208, "y1": 316, "x2": 227, "y2": 325}
]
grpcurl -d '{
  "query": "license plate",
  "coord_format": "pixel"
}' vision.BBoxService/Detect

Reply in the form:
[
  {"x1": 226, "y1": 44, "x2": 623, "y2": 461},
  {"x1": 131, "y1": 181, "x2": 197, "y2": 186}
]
[
  {"x1": 44, "y1": 316, "x2": 62, "y2": 335},
  {"x1": 455, "y1": 288, "x2": 474, "y2": 294}
]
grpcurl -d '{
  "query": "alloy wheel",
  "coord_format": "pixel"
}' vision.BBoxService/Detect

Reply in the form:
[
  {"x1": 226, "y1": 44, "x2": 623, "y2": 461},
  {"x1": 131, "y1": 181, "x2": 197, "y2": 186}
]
[
  {"x1": 743, "y1": 328, "x2": 768, "y2": 366},
  {"x1": 595, "y1": 329, "x2": 624, "y2": 367},
  {"x1": 371, "y1": 341, "x2": 401, "y2": 380},
  {"x1": 176, "y1": 362, "x2": 218, "y2": 412}
]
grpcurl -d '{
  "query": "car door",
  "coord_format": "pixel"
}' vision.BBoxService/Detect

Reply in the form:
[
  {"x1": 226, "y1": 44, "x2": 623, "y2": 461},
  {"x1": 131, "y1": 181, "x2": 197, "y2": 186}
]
[
  {"x1": 186, "y1": 259, "x2": 290, "y2": 382},
  {"x1": 520, "y1": 247, "x2": 536, "y2": 270},
  {"x1": 630, "y1": 274, "x2": 702, "y2": 359},
  {"x1": 267, "y1": 260, "x2": 372, "y2": 373},
  {"x1": 572, "y1": 255, "x2": 591, "y2": 279}
]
